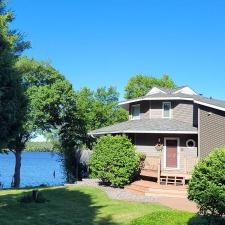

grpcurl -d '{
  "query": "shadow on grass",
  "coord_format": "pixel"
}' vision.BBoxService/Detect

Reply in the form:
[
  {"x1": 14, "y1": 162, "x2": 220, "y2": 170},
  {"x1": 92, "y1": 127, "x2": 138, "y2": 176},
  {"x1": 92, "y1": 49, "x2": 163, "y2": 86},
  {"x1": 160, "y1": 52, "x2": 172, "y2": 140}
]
[
  {"x1": 0, "y1": 187, "x2": 118, "y2": 225},
  {"x1": 188, "y1": 214, "x2": 225, "y2": 225}
]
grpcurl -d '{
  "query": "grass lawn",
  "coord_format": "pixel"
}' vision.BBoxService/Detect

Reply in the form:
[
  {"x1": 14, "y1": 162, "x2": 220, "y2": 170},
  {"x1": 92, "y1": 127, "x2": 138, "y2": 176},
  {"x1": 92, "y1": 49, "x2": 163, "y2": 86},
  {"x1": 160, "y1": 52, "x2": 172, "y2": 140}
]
[
  {"x1": 130, "y1": 211, "x2": 217, "y2": 225},
  {"x1": 0, "y1": 185, "x2": 206, "y2": 225}
]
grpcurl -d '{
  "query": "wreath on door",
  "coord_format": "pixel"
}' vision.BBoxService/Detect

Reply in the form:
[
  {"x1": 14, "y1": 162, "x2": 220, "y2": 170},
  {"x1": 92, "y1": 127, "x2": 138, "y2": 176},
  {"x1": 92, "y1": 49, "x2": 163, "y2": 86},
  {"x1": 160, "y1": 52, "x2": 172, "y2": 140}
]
[{"x1": 155, "y1": 143, "x2": 163, "y2": 151}]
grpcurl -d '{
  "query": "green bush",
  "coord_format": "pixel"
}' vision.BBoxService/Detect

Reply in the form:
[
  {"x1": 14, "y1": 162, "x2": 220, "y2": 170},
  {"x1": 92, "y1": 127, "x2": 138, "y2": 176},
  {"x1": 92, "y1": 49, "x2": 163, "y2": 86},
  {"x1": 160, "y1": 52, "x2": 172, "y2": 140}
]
[
  {"x1": 188, "y1": 146, "x2": 225, "y2": 217},
  {"x1": 89, "y1": 135, "x2": 140, "y2": 187}
]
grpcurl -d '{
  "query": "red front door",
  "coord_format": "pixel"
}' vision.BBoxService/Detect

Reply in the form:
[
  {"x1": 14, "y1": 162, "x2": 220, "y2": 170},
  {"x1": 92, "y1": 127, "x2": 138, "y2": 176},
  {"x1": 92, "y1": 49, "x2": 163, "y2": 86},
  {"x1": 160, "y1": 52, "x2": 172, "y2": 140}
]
[{"x1": 166, "y1": 139, "x2": 178, "y2": 168}]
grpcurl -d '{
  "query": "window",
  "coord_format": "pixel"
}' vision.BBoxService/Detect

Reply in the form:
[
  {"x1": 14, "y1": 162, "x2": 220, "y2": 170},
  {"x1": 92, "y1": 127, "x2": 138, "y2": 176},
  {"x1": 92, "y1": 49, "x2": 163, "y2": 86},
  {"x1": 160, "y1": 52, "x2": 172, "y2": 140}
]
[
  {"x1": 131, "y1": 104, "x2": 140, "y2": 120},
  {"x1": 162, "y1": 102, "x2": 171, "y2": 118},
  {"x1": 186, "y1": 139, "x2": 196, "y2": 148}
]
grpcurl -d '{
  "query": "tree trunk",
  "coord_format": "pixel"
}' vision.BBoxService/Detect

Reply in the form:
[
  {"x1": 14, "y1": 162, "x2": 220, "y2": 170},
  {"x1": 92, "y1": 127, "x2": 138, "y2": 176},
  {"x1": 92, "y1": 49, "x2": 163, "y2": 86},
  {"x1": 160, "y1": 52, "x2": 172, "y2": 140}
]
[{"x1": 13, "y1": 150, "x2": 22, "y2": 188}]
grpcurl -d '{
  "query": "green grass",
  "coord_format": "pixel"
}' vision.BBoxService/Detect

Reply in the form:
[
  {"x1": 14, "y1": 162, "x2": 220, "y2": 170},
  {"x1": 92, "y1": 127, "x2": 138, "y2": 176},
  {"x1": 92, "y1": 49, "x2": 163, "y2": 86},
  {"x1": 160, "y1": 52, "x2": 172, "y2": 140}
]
[
  {"x1": 130, "y1": 211, "x2": 213, "y2": 225},
  {"x1": 0, "y1": 185, "x2": 212, "y2": 225}
]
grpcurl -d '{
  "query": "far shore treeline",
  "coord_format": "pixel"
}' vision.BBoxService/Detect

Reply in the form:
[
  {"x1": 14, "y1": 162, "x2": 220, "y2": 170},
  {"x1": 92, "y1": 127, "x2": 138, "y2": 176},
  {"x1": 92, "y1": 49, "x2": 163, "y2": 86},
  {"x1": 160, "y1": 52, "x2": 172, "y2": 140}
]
[
  {"x1": 4, "y1": 142, "x2": 58, "y2": 152},
  {"x1": 25, "y1": 142, "x2": 57, "y2": 152}
]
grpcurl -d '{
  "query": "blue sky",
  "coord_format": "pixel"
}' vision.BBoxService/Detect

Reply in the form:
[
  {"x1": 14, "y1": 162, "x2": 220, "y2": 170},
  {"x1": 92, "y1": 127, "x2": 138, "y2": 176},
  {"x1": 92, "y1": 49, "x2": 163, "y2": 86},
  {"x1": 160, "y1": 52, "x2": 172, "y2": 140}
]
[{"x1": 9, "y1": 0, "x2": 225, "y2": 100}]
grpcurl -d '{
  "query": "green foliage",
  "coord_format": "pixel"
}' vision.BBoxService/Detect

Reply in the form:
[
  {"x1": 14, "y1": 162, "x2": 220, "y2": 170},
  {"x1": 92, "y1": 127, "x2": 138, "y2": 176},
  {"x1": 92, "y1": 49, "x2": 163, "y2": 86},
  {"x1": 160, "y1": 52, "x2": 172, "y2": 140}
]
[
  {"x1": 0, "y1": 1, "x2": 29, "y2": 148},
  {"x1": 8, "y1": 56, "x2": 81, "y2": 187},
  {"x1": 25, "y1": 142, "x2": 56, "y2": 152},
  {"x1": 76, "y1": 86, "x2": 128, "y2": 135},
  {"x1": 89, "y1": 135, "x2": 140, "y2": 187},
  {"x1": 58, "y1": 107, "x2": 86, "y2": 183},
  {"x1": 188, "y1": 147, "x2": 225, "y2": 217},
  {"x1": 124, "y1": 74, "x2": 176, "y2": 99},
  {"x1": 129, "y1": 210, "x2": 211, "y2": 225},
  {"x1": 16, "y1": 56, "x2": 76, "y2": 131}
]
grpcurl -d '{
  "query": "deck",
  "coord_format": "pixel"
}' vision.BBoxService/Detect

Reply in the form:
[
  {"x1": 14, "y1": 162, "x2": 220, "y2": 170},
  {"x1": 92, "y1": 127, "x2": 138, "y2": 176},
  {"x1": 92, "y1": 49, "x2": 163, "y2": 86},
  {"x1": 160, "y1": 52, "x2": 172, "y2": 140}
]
[
  {"x1": 124, "y1": 180, "x2": 197, "y2": 212},
  {"x1": 125, "y1": 180, "x2": 187, "y2": 198}
]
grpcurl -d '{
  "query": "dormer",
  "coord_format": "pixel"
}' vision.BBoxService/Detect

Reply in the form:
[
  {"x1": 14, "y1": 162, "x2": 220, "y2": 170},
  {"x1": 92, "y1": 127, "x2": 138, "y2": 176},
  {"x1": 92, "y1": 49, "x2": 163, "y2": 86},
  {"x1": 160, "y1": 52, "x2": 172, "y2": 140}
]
[
  {"x1": 147, "y1": 87, "x2": 166, "y2": 95},
  {"x1": 147, "y1": 86, "x2": 198, "y2": 96},
  {"x1": 173, "y1": 86, "x2": 198, "y2": 95}
]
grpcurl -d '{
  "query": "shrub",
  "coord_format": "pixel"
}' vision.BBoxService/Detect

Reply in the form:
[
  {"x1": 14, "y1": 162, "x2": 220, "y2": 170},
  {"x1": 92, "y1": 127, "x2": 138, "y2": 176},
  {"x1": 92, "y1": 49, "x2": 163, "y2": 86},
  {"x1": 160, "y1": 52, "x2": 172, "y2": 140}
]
[
  {"x1": 89, "y1": 135, "x2": 140, "y2": 187},
  {"x1": 188, "y1": 146, "x2": 225, "y2": 217}
]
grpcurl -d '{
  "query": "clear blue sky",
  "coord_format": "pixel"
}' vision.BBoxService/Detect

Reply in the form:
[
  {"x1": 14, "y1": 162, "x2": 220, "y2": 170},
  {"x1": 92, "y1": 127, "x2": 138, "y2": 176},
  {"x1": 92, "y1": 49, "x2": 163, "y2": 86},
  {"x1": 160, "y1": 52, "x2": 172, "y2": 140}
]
[{"x1": 9, "y1": 0, "x2": 225, "y2": 100}]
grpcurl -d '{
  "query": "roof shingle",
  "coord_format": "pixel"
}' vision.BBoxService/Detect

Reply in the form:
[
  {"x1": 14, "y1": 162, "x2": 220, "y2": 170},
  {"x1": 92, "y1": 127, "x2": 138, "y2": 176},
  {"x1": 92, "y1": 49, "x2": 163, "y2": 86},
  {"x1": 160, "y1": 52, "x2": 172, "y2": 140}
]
[{"x1": 89, "y1": 119, "x2": 198, "y2": 136}]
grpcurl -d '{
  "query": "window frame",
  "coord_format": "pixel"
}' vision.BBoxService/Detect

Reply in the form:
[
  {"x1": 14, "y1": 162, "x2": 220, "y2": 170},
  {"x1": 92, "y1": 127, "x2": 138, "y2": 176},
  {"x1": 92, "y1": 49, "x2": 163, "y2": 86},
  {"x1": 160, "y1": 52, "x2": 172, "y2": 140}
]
[
  {"x1": 162, "y1": 102, "x2": 172, "y2": 118},
  {"x1": 186, "y1": 139, "x2": 196, "y2": 148},
  {"x1": 131, "y1": 104, "x2": 140, "y2": 120}
]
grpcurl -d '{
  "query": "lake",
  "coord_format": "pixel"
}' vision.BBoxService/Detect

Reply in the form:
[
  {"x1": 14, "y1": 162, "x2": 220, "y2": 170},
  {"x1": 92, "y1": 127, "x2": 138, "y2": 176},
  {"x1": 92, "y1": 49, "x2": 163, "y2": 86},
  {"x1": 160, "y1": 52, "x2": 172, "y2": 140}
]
[{"x1": 0, "y1": 152, "x2": 65, "y2": 188}]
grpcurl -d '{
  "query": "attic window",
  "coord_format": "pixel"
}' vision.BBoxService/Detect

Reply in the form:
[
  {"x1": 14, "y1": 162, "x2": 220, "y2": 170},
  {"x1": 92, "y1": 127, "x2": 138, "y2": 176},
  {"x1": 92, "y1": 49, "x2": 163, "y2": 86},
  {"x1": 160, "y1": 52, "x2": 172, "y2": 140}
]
[
  {"x1": 131, "y1": 104, "x2": 140, "y2": 120},
  {"x1": 162, "y1": 102, "x2": 171, "y2": 118}
]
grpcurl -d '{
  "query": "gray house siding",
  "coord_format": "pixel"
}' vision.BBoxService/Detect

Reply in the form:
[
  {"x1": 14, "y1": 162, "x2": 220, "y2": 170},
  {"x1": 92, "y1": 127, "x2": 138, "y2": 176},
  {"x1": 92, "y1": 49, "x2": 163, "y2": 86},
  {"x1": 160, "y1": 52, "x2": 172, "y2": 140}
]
[
  {"x1": 150, "y1": 100, "x2": 197, "y2": 125},
  {"x1": 199, "y1": 106, "x2": 225, "y2": 158},
  {"x1": 150, "y1": 101, "x2": 162, "y2": 119},
  {"x1": 129, "y1": 101, "x2": 150, "y2": 119},
  {"x1": 173, "y1": 101, "x2": 195, "y2": 125},
  {"x1": 130, "y1": 100, "x2": 197, "y2": 125},
  {"x1": 133, "y1": 133, "x2": 198, "y2": 173}
]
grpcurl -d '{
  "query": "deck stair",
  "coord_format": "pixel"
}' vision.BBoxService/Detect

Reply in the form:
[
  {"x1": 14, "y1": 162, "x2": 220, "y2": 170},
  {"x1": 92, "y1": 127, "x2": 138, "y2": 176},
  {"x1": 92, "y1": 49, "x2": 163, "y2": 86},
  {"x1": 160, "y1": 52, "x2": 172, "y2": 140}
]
[
  {"x1": 160, "y1": 175, "x2": 185, "y2": 186},
  {"x1": 124, "y1": 180, "x2": 187, "y2": 198}
]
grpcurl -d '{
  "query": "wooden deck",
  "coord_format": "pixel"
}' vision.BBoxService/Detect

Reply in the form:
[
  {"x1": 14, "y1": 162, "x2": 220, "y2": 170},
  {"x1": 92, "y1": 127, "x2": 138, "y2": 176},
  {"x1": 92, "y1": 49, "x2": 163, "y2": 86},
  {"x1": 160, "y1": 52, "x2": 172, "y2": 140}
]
[
  {"x1": 140, "y1": 155, "x2": 196, "y2": 184},
  {"x1": 124, "y1": 180, "x2": 188, "y2": 198}
]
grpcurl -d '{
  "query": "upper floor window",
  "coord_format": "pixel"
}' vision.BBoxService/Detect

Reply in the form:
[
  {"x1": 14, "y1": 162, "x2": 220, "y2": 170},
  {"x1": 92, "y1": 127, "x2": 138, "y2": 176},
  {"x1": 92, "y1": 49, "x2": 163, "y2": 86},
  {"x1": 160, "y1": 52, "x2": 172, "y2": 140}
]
[
  {"x1": 131, "y1": 104, "x2": 140, "y2": 120},
  {"x1": 162, "y1": 102, "x2": 171, "y2": 118}
]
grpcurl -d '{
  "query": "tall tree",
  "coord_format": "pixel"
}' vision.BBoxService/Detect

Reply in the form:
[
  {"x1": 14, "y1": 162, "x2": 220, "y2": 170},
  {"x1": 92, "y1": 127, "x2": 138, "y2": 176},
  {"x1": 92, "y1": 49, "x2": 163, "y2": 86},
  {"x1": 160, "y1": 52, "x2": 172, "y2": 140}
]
[
  {"x1": 76, "y1": 86, "x2": 128, "y2": 145},
  {"x1": 0, "y1": 0, "x2": 29, "y2": 148},
  {"x1": 124, "y1": 74, "x2": 176, "y2": 99},
  {"x1": 8, "y1": 57, "x2": 79, "y2": 188},
  {"x1": 58, "y1": 105, "x2": 86, "y2": 183}
]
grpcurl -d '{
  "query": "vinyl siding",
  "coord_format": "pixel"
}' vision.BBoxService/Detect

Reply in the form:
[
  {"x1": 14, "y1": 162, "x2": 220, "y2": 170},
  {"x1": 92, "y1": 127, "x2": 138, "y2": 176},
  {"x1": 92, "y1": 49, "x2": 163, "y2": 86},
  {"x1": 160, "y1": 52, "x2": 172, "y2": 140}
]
[
  {"x1": 199, "y1": 106, "x2": 225, "y2": 158},
  {"x1": 134, "y1": 133, "x2": 198, "y2": 173},
  {"x1": 150, "y1": 101, "x2": 163, "y2": 119},
  {"x1": 129, "y1": 101, "x2": 150, "y2": 119},
  {"x1": 129, "y1": 100, "x2": 198, "y2": 127},
  {"x1": 173, "y1": 101, "x2": 195, "y2": 125}
]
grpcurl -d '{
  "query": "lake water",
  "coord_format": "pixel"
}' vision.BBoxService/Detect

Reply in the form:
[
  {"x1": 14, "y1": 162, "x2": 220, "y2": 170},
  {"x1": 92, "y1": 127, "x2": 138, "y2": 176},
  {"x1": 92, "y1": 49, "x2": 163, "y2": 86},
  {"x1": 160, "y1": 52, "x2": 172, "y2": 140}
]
[{"x1": 0, "y1": 152, "x2": 65, "y2": 188}]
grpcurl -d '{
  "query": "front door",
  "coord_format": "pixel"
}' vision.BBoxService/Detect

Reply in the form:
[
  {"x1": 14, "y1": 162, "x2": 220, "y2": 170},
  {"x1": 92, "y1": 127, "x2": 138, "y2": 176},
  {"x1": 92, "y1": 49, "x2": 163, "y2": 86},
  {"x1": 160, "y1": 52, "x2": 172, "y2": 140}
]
[{"x1": 166, "y1": 139, "x2": 178, "y2": 168}]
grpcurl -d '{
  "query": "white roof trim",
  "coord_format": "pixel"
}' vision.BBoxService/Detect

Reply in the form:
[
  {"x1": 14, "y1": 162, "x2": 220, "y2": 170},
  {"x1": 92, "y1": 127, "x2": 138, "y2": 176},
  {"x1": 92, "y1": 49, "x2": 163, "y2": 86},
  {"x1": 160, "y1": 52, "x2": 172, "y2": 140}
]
[
  {"x1": 119, "y1": 97, "x2": 225, "y2": 112},
  {"x1": 194, "y1": 100, "x2": 225, "y2": 112},
  {"x1": 89, "y1": 130, "x2": 198, "y2": 135},
  {"x1": 119, "y1": 97, "x2": 193, "y2": 106}
]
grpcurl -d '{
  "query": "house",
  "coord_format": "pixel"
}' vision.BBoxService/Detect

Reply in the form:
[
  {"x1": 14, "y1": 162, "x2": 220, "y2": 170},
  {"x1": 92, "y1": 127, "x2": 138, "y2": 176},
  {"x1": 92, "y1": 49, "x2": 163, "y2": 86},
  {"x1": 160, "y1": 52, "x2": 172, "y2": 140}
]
[{"x1": 89, "y1": 86, "x2": 225, "y2": 184}]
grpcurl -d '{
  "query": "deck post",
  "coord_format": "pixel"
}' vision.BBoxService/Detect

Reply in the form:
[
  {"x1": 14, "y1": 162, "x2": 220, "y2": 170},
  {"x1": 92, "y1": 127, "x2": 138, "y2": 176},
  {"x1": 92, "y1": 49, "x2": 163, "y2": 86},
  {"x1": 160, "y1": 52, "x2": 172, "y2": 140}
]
[{"x1": 157, "y1": 164, "x2": 160, "y2": 184}]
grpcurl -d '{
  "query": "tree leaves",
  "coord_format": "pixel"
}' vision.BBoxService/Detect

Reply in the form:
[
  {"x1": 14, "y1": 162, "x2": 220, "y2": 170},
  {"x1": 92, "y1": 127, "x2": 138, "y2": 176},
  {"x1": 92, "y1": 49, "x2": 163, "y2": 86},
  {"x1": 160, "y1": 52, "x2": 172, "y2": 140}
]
[
  {"x1": 0, "y1": 1, "x2": 29, "y2": 148},
  {"x1": 124, "y1": 74, "x2": 176, "y2": 99},
  {"x1": 76, "y1": 86, "x2": 128, "y2": 133}
]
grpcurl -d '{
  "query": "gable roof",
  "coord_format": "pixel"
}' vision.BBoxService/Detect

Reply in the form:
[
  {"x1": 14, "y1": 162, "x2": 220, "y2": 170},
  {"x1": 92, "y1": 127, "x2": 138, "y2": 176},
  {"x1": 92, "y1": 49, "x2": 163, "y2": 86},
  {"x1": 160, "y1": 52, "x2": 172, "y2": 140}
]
[
  {"x1": 89, "y1": 119, "x2": 198, "y2": 136},
  {"x1": 146, "y1": 86, "x2": 197, "y2": 96},
  {"x1": 120, "y1": 86, "x2": 225, "y2": 112}
]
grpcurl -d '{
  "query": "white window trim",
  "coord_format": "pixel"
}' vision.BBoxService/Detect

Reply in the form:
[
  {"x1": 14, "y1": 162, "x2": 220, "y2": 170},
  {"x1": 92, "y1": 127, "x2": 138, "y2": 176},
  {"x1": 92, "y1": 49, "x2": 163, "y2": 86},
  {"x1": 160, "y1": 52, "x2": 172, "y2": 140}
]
[
  {"x1": 131, "y1": 104, "x2": 140, "y2": 120},
  {"x1": 163, "y1": 137, "x2": 180, "y2": 170},
  {"x1": 186, "y1": 139, "x2": 196, "y2": 148},
  {"x1": 162, "y1": 102, "x2": 172, "y2": 118}
]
